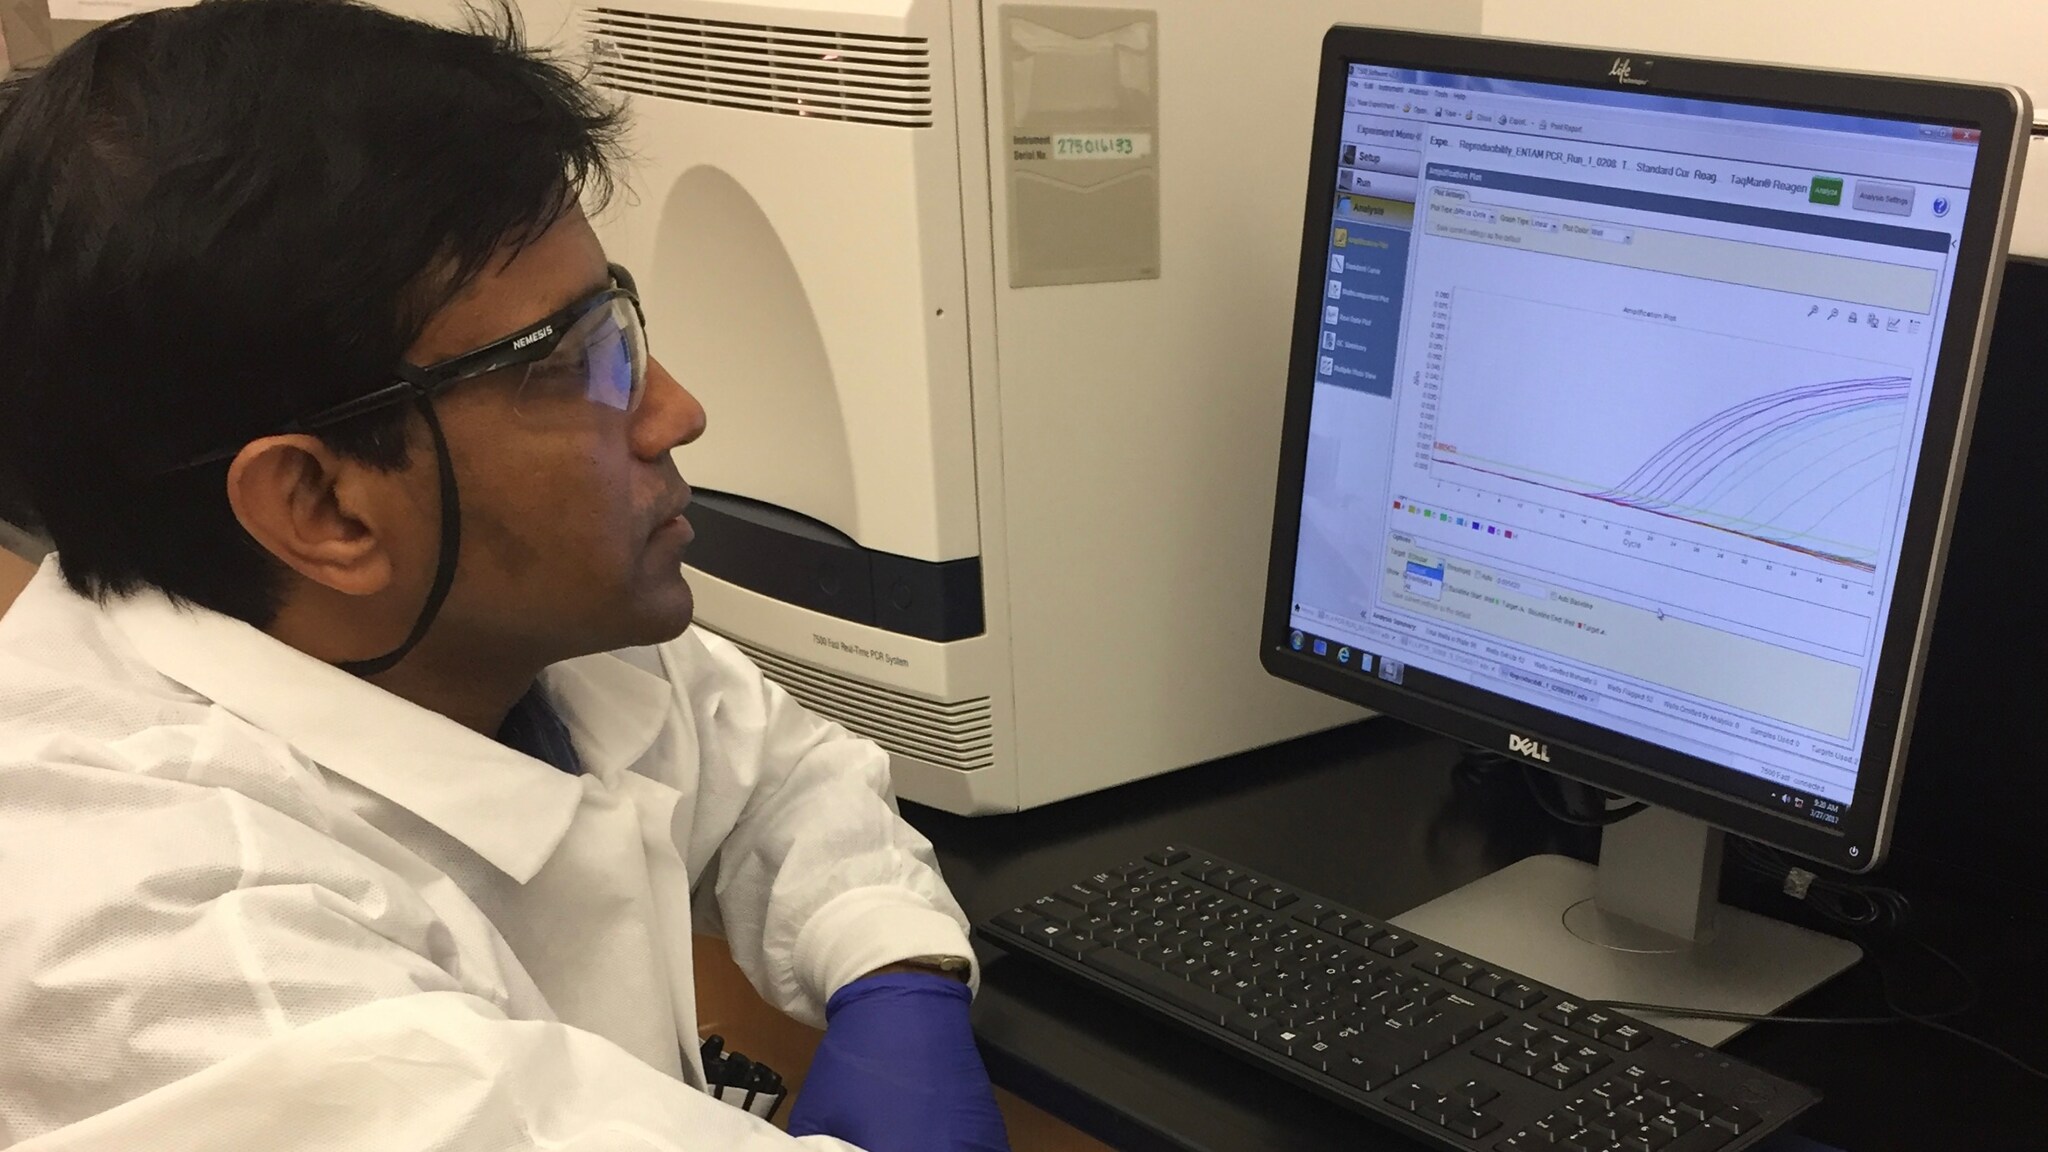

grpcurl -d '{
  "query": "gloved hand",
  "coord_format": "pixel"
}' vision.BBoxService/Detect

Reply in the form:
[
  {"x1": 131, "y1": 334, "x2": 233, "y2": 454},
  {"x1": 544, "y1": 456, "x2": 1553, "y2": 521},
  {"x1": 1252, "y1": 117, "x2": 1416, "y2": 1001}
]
[{"x1": 786, "y1": 972, "x2": 1011, "y2": 1152}]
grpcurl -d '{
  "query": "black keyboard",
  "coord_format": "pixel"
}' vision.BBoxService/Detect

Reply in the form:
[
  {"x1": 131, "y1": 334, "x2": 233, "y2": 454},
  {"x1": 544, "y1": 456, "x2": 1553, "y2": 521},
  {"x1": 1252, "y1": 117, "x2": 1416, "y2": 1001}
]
[{"x1": 975, "y1": 845, "x2": 1816, "y2": 1152}]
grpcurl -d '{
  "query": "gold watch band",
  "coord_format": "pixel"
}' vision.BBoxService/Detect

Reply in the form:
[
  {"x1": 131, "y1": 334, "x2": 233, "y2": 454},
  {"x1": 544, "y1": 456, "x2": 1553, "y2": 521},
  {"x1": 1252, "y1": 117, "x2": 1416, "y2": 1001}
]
[{"x1": 897, "y1": 953, "x2": 973, "y2": 980}]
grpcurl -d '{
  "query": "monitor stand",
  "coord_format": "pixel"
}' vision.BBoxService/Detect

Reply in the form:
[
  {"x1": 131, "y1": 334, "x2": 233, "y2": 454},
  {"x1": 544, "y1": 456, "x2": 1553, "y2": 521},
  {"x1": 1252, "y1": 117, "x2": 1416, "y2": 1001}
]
[{"x1": 1390, "y1": 805, "x2": 1862, "y2": 1046}]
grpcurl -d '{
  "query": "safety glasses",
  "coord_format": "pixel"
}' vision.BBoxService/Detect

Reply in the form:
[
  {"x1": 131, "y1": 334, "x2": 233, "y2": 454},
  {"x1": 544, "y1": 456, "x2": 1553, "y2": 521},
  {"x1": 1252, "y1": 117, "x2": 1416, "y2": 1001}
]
[{"x1": 166, "y1": 263, "x2": 648, "y2": 471}]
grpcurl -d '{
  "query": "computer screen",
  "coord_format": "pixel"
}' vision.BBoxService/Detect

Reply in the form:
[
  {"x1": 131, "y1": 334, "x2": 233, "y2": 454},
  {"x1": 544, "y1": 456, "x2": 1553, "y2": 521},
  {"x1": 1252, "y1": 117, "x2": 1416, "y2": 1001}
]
[{"x1": 1265, "y1": 31, "x2": 2027, "y2": 871}]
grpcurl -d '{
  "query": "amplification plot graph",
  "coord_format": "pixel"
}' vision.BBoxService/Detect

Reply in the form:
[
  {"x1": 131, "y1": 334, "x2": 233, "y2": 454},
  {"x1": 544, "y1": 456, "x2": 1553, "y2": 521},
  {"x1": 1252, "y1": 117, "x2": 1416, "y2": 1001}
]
[{"x1": 1428, "y1": 291, "x2": 1913, "y2": 573}]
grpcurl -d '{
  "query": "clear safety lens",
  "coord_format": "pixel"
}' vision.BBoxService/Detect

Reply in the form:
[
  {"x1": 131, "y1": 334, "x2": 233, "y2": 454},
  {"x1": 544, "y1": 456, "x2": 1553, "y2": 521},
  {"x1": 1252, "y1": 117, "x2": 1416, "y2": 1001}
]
[{"x1": 512, "y1": 295, "x2": 646, "y2": 420}]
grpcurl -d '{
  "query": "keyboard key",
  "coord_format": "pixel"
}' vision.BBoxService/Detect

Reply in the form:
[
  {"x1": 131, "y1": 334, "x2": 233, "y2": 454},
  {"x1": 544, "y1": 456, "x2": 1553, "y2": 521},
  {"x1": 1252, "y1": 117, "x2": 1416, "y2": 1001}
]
[
  {"x1": 1541, "y1": 999, "x2": 1587, "y2": 1029},
  {"x1": 1223, "y1": 1011, "x2": 1267, "y2": 1040},
  {"x1": 1227, "y1": 876, "x2": 1260, "y2": 897},
  {"x1": 1477, "y1": 1035, "x2": 1521, "y2": 1065},
  {"x1": 990, "y1": 906, "x2": 1040, "y2": 933},
  {"x1": 1640, "y1": 1079, "x2": 1680, "y2": 1107},
  {"x1": 1413, "y1": 948, "x2": 1460, "y2": 975},
  {"x1": 1253, "y1": 886, "x2": 1298, "y2": 910},
  {"x1": 1617, "y1": 1124, "x2": 1667, "y2": 1152},
  {"x1": 1606, "y1": 1024, "x2": 1650, "y2": 1051},
  {"x1": 1707, "y1": 1107, "x2": 1761, "y2": 1134},
  {"x1": 1078, "y1": 871, "x2": 1119, "y2": 893},
  {"x1": 1669, "y1": 1092, "x2": 1715, "y2": 1120},
  {"x1": 1259, "y1": 1026, "x2": 1311, "y2": 1058},
  {"x1": 1573, "y1": 1012, "x2": 1617, "y2": 1040},
  {"x1": 1469, "y1": 971, "x2": 1507, "y2": 998},
  {"x1": 1030, "y1": 894, "x2": 1085, "y2": 922},
  {"x1": 1660, "y1": 1127, "x2": 1734, "y2": 1152},
  {"x1": 1445, "y1": 1109, "x2": 1503, "y2": 1139},
  {"x1": 1442, "y1": 960, "x2": 1482, "y2": 985},
  {"x1": 1025, "y1": 920, "x2": 1066, "y2": 946},
  {"x1": 1371, "y1": 931, "x2": 1418, "y2": 957},
  {"x1": 1582, "y1": 1112, "x2": 1623, "y2": 1138},
  {"x1": 1386, "y1": 1081, "x2": 1430, "y2": 1112},
  {"x1": 1503, "y1": 982, "x2": 1548, "y2": 1009},
  {"x1": 1292, "y1": 900, "x2": 1334, "y2": 926},
  {"x1": 1610, "y1": 1064, "x2": 1657, "y2": 1093},
  {"x1": 1498, "y1": 1131, "x2": 1550, "y2": 1150},
  {"x1": 1539, "y1": 1060, "x2": 1591, "y2": 1090},
  {"x1": 1207, "y1": 866, "x2": 1244, "y2": 891},
  {"x1": 1343, "y1": 921, "x2": 1384, "y2": 945},
  {"x1": 1058, "y1": 882, "x2": 1105, "y2": 907},
  {"x1": 1649, "y1": 1109, "x2": 1697, "y2": 1136},
  {"x1": 1327, "y1": 1050, "x2": 1396, "y2": 1091},
  {"x1": 1146, "y1": 846, "x2": 1191, "y2": 867},
  {"x1": 1048, "y1": 930, "x2": 1099, "y2": 959},
  {"x1": 1453, "y1": 1077, "x2": 1501, "y2": 1108}
]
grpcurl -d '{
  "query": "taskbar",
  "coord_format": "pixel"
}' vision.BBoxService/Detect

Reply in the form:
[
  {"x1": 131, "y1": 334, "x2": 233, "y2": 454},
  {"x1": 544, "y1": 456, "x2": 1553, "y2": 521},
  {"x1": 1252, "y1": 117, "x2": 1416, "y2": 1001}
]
[{"x1": 1283, "y1": 623, "x2": 1851, "y2": 833}]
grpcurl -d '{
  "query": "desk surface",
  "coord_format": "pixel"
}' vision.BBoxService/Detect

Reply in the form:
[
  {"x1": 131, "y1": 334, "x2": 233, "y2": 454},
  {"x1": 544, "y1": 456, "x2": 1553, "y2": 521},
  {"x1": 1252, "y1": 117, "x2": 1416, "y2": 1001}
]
[{"x1": 905, "y1": 722, "x2": 2047, "y2": 1152}]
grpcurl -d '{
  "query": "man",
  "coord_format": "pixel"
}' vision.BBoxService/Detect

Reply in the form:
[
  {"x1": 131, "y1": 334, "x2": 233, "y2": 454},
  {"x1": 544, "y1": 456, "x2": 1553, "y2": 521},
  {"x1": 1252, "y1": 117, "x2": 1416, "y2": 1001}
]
[{"x1": 0, "y1": 2, "x2": 1009, "y2": 1149}]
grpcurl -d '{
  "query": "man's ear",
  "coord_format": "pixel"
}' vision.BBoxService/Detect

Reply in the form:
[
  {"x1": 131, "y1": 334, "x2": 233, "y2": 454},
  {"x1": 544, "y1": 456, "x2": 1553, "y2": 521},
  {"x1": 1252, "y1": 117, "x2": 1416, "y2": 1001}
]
[{"x1": 226, "y1": 436, "x2": 397, "y2": 597}]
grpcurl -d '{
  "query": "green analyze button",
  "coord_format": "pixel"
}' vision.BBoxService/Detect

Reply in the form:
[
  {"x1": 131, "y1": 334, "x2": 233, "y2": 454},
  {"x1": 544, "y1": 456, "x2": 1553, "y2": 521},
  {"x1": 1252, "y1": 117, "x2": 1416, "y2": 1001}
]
[{"x1": 1810, "y1": 175, "x2": 1844, "y2": 206}]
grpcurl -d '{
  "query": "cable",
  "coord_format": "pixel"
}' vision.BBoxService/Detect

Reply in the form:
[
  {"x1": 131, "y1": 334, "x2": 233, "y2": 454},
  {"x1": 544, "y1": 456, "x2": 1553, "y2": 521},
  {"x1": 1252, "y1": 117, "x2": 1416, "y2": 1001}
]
[
  {"x1": 1592, "y1": 939, "x2": 2047, "y2": 1082},
  {"x1": 1726, "y1": 837, "x2": 1911, "y2": 933},
  {"x1": 1518, "y1": 763, "x2": 1646, "y2": 827}
]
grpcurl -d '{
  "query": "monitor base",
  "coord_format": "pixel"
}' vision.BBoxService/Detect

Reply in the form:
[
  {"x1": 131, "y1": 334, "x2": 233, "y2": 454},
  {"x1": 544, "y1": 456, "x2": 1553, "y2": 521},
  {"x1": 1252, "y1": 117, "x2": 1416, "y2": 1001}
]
[{"x1": 1391, "y1": 811, "x2": 1862, "y2": 1046}]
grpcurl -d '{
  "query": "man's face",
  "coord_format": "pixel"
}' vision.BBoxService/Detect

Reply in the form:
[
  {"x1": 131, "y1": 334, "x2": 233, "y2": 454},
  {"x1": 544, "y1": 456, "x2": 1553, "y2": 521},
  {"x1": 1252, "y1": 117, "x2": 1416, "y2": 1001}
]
[{"x1": 396, "y1": 208, "x2": 708, "y2": 664}]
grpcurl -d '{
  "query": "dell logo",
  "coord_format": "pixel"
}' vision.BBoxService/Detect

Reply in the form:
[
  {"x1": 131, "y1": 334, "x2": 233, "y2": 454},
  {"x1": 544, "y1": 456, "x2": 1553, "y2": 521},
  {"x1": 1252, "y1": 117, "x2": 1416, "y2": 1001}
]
[
  {"x1": 1608, "y1": 57, "x2": 1651, "y2": 87},
  {"x1": 512, "y1": 325, "x2": 554, "y2": 350},
  {"x1": 1507, "y1": 733, "x2": 1552, "y2": 763}
]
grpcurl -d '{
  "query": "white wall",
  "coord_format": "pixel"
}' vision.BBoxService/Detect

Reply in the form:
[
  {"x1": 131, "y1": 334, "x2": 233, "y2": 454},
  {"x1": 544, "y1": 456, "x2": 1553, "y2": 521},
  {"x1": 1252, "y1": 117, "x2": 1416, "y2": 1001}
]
[{"x1": 1482, "y1": 1, "x2": 2048, "y2": 256}]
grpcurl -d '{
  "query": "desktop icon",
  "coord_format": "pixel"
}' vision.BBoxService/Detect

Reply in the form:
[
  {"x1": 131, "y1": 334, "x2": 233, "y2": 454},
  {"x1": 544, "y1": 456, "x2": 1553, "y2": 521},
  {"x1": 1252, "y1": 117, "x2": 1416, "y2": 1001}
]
[
  {"x1": 1319, "y1": 355, "x2": 1336, "y2": 376},
  {"x1": 1313, "y1": 639, "x2": 1329, "y2": 656},
  {"x1": 1337, "y1": 647, "x2": 1352, "y2": 665},
  {"x1": 1847, "y1": 312, "x2": 1858, "y2": 325},
  {"x1": 1327, "y1": 279, "x2": 1343, "y2": 299},
  {"x1": 1325, "y1": 305, "x2": 1341, "y2": 325},
  {"x1": 1333, "y1": 227, "x2": 1349, "y2": 247},
  {"x1": 1932, "y1": 195, "x2": 1951, "y2": 217},
  {"x1": 1322, "y1": 330, "x2": 1337, "y2": 350},
  {"x1": 1806, "y1": 304, "x2": 1820, "y2": 317},
  {"x1": 1379, "y1": 658, "x2": 1406, "y2": 684},
  {"x1": 1868, "y1": 313, "x2": 1879, "y2": 328},
  {"x1": 1290, "y1": 630, "x2": 1304, "y2": 650},
  {"x1": 1358, "y1": 653, "x2": 1375, "y2": 673},
  {"x1": 1827, "y1": 307, "x2": 1840, "y2": 321},
  {"x1": 1330, "y1": 254, "x2": 1346, "y2": 273}
]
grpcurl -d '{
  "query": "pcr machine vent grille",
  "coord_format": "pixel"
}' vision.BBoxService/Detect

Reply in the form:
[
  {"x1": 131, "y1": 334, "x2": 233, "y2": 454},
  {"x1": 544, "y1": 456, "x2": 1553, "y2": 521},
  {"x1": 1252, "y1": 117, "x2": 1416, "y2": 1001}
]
[
  {"x1": 714, "y1": 631, "x2": 995, "y2": 772},
  {"x1": 584, "y1": 10, "x2": 933, "y2": 128}
]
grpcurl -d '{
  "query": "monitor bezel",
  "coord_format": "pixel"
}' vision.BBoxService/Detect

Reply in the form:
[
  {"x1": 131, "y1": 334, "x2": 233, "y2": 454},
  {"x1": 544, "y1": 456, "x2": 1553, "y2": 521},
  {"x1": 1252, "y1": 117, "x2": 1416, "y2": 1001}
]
[{"x1": 1262, "y1": 25, "x2": 2029, "y2": 873}]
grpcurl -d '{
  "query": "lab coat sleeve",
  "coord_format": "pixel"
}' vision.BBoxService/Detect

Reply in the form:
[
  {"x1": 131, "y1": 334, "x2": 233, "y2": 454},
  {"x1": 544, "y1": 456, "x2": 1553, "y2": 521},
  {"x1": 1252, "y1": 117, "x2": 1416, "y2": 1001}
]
[
  {"x1": 0, "y1": 754, "x2": 852, "y2": 1152},
  {"x1": 666, "y1": 630, "x2": 975, "y2": 1028},
  {"x1": 13, "y1": 993, "x2": 861, "y2": 1152}
]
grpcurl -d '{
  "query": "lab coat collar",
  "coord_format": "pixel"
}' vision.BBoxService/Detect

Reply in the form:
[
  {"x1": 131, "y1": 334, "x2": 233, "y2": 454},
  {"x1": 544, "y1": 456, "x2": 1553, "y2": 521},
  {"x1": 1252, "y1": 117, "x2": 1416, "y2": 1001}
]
[
  {"x1": 106, "y1": 588, "x2": 589, "y2": 884},
  {"x1": 541, "y1": 649, "x2": 674, "y2": 786}
]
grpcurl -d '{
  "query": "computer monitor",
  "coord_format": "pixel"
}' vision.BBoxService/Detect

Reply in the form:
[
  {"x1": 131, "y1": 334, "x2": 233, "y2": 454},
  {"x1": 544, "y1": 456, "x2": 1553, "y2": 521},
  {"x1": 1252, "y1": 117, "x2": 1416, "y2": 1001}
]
[{"x1": 1262, "y1": 27, "x2": 2028, "y2": 1043}]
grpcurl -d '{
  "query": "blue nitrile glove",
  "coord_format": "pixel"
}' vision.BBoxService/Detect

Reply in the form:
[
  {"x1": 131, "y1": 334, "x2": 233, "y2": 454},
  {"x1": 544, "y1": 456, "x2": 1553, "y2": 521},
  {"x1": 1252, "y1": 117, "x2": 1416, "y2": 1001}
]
[{"x1": 786, "y1": 972, "x2": 1011, "y2": 1152}]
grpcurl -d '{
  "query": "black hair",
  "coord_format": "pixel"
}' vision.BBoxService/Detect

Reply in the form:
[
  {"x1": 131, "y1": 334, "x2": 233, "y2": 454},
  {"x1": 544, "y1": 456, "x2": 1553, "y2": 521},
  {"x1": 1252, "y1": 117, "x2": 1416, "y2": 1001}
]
[{"x1": 0, "y1": 0, "x2": 624, "y2": 625}]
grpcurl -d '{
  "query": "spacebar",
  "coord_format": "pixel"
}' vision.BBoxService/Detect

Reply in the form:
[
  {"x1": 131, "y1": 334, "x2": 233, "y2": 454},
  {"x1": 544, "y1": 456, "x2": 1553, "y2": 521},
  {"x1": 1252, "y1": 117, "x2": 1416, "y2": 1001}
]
[{"x1": 1083, "y1": 947, "x2": 1239, "y2": 1024}]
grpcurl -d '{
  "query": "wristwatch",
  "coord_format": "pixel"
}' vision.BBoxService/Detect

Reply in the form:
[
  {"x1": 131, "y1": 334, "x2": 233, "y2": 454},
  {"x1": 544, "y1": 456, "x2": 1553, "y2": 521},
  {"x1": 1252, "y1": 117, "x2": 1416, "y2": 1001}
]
[{"x1": 896, "y1": 954, "x2": 974, "y2": 981}]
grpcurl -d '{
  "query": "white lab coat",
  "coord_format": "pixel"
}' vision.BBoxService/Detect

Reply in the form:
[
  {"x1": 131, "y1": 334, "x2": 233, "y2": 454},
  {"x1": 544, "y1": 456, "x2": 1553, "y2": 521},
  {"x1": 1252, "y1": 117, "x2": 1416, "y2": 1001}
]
[{"x1": 0, "y1": 558, "x2": 977, "y2": 1151}]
